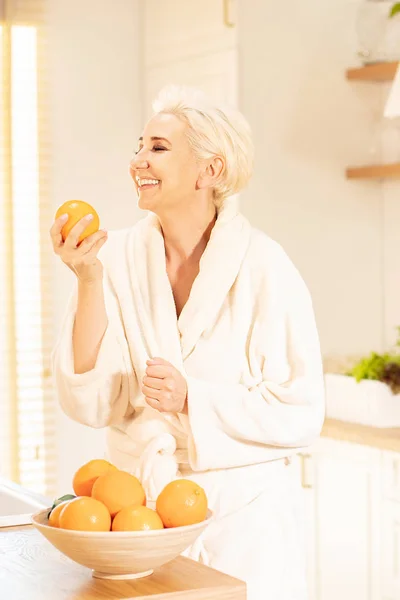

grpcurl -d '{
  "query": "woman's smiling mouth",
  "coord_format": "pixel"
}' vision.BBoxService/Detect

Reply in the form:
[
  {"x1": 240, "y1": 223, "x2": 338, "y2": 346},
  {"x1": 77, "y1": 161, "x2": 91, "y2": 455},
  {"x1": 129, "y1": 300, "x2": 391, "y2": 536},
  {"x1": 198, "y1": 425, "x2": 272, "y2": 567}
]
[{"x1": 136, "y1": 176, "x2": 160, "y2": 190}]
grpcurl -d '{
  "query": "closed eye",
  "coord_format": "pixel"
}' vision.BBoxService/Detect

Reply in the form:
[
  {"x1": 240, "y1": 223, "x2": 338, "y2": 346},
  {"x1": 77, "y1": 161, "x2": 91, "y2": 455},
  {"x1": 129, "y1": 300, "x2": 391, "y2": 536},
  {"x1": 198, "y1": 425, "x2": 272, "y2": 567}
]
[{"x1": 134, "y1": 145, "x2": 167, "y2": 155}]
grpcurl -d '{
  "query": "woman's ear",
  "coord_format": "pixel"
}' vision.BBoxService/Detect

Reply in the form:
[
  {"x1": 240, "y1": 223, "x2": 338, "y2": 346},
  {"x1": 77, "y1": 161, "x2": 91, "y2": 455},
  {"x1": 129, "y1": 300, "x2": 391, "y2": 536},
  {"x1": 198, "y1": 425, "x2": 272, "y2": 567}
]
[
  {"x1": 208, "y1": 156, "x2": 224, "y2": 180},
  {"x1": 196, "y1": 156, "x2": 225, "y2": 190}
]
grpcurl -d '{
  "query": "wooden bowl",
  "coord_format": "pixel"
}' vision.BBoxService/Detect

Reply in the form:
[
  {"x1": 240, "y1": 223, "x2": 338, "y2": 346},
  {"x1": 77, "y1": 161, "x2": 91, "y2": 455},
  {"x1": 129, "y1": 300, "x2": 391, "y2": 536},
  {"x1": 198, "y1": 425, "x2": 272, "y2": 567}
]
[{"x1": 31, "y1": 503, "x2": 213, "y2": 580}]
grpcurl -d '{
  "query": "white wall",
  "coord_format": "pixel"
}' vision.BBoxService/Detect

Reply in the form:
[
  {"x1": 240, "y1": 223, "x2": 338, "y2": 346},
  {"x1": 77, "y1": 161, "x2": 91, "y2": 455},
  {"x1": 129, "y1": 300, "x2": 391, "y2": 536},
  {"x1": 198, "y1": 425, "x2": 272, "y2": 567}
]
[
  {"x1": 47, "y1": 0, "x2": 142, "y2": 494},
  {"x1": 238, "y1": 0, "x2": 399, "y2": 358},
  {"x1": 381, "y1": 116, "x2": 400, "y2": 348}
]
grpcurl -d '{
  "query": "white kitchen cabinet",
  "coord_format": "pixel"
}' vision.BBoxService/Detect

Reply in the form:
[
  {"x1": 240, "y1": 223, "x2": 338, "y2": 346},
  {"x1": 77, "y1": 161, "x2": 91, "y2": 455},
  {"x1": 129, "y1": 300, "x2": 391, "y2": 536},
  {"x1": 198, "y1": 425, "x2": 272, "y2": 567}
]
[
  {"x1": 296, "y1": 452, "x2": 317, "y2": 600},
  {"x1": 382, "y1": 499, "x2": 400, "y2": 600},
  {"x1": 382, "y1": 451, "x2": 400, "y2": 502},
  {"x1": 381, "y1": 450, "x2": 400, "y2": 600},
  {"x1": 301, "y1": 438, "x2": 382, "y2": 600}
]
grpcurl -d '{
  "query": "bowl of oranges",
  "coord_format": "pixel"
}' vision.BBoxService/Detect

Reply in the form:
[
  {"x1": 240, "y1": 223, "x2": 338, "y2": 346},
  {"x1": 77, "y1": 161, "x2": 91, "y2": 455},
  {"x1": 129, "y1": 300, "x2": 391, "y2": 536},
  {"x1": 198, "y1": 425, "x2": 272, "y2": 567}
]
[{"x1": 31, "y1": 459, "x2": 212, "y2": 580}]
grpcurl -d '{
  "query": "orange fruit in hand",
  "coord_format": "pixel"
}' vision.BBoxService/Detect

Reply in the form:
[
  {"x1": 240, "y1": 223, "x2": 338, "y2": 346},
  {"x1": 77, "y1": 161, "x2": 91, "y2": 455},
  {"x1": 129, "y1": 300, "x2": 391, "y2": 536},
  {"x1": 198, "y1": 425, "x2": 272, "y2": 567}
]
[
  {"x1": 91, "y1": 470, "x2": 146, "y2": 518},
  {"x1": 112, "y1": 506, "x2": 164, "y2": 532},
  {"x1": 72, "y1": 459, "x2": 118, "y2": 497},
  {"x1": 55, "y1": 200, "x2": 100, "y2": 244},
  {"x1": 58, "y1": 496, "x2": 111, "y2": 532},
  {"x1": 156, "y1": 479, "x2": 208, "y2": 528},
  {"x1": 48, "y1": 499, "x2": 74, "y2": 528}
]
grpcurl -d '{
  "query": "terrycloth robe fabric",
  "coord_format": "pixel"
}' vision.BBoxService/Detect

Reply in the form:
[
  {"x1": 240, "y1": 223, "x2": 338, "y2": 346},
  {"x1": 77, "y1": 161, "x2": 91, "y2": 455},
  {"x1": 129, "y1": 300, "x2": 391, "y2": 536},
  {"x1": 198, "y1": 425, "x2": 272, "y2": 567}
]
[{"x1": 52, "y1": 198, "x2": 325, "y2": 599}]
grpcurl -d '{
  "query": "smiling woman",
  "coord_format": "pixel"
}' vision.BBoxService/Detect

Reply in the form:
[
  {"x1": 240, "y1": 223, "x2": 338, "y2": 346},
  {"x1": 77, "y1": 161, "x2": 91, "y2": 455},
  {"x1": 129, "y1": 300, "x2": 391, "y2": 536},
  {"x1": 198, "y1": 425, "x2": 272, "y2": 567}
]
[
  {"x1": 0, "y1": 1, "x2": 55, "y2": 496},
  {"x1": 51, "y1": 83, "x2": 324, "y2": 600}
]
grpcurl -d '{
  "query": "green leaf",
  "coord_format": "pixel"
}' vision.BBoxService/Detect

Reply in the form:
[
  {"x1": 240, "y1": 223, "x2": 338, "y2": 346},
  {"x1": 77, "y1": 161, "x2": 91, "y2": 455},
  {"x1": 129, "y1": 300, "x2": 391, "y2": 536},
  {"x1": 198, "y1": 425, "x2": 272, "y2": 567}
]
[
  {"x1": 345, "y1": 326, "x2": 400, "y2": 390},
  {"x1": 389, "y1": 3, "x2": 400, "y2": 18},
  {"x1": 396, "y1": 325, "x2": 400, "y2": 347},
  {"x1": 346, "y1": 352, "x2": 388, "y2": 382},
  {"x1": 47, "y1": 494, "x2": 76, "y2": 518}
]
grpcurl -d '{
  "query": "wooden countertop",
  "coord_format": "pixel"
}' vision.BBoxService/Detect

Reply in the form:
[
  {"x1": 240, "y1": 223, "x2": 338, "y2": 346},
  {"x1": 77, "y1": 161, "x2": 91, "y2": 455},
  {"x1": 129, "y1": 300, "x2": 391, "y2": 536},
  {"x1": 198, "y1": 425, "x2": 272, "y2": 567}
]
[
  {"x1": 322, "y1": 418, "x2": 400, "y2": 453},
  {"x1": 0, "y1": 525, "x2": 246, "y2": 599}
]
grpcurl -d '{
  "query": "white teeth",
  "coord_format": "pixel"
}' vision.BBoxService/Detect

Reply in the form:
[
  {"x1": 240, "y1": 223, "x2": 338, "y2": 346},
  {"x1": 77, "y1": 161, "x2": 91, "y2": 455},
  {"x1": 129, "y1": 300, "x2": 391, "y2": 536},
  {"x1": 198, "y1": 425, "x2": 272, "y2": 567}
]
[{"x1": 137, "y1": 177, "x2": 160, "y2": 187}]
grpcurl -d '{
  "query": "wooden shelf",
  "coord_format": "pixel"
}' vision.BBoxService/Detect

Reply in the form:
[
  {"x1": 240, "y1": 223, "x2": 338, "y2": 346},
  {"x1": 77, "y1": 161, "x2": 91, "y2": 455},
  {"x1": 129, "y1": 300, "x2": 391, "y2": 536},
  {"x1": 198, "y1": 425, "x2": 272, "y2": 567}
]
[
  {"x1": 346, "y1": 61, "x2": 399, "y2": 82},
  {"x1": 345, "y1": 63, "x2": 400, "y2": 179},
  {"x1": 346, "y1": 163, "x2": 400, "y2": 179}
]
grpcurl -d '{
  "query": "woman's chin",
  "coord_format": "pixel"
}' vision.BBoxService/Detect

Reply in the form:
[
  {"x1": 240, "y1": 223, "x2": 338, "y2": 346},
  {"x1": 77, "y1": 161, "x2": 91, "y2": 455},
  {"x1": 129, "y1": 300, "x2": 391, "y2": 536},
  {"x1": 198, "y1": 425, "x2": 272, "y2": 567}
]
[{"x1": 137, "y1": 194, "x2": 157, "y2": 211}]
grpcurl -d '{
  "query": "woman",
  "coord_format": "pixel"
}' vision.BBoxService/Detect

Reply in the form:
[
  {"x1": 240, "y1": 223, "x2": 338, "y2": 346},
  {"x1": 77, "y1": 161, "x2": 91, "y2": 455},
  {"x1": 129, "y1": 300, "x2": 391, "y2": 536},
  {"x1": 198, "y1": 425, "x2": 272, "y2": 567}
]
[{"x1": 50, "y1": 85, "x2": 325, "y2": 599}]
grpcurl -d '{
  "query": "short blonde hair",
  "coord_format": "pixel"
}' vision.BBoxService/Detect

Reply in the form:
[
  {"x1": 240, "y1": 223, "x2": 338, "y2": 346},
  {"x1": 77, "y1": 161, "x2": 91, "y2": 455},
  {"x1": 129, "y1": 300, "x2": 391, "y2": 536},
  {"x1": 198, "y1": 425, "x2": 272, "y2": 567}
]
[{"x1": 152, "y1": 84, "x2": 254, "y2": 208}]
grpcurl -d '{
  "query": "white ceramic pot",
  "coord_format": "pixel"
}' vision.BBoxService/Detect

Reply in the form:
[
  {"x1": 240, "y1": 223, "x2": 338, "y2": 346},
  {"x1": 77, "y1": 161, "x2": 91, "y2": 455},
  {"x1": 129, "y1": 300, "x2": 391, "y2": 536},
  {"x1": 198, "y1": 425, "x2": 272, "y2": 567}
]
[
  {"x1": 324, "y1": 373, "x2": 400, "y2": 427},
  {"x1": 356, "y1": 1, "x2": 400, "y2": 63}
]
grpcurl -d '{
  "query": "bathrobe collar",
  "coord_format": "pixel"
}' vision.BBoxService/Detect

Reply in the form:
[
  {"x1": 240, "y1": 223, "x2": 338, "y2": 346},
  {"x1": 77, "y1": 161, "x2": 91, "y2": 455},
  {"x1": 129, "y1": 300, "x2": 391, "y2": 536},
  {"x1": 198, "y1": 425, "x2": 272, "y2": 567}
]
[{"x1": 131, "y1": 197, "x2": 252, "y2": 365}]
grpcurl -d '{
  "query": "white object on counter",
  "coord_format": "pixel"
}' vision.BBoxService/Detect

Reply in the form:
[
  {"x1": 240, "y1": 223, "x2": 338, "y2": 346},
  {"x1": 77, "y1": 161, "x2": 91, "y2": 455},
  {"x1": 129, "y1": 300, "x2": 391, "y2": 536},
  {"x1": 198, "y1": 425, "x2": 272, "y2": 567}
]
[
  {"x1": 0, "y1": 476, "x2": 50, "y2": 527},
  {"x1": 324, "y1": 373, "x2": 400, "y2": 428}
]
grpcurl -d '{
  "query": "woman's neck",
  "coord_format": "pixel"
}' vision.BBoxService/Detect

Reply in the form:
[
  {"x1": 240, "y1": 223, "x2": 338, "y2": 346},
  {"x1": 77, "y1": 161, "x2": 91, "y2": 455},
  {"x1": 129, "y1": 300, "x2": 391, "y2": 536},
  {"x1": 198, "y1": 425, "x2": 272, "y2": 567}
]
[{"x1": 160, "y1": 205, "x2": 217, "y2": 264}]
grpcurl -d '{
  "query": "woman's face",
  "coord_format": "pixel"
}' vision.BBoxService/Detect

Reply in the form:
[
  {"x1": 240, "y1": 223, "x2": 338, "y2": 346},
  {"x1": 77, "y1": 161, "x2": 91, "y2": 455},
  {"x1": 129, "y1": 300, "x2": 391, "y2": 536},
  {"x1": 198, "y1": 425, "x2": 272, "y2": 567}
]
[{"x1": 130, "y1": 113, "x2": 203, "y2": 214}]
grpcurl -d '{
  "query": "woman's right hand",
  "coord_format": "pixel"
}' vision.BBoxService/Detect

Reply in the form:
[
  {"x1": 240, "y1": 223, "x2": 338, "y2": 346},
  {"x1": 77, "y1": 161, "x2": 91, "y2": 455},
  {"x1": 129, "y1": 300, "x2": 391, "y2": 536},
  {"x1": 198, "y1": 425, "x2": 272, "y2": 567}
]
[{"x1": 49, "y1": 213, "x2": 108, "y2": 284}]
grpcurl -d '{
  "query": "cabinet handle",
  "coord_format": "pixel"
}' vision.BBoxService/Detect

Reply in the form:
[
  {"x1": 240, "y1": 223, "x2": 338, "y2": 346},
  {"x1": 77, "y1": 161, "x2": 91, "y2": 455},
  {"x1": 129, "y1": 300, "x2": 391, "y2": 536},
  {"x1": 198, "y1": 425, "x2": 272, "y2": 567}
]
[
  {"x1": 301, "y1": 453, "x2": 312, "y2": 489},
  {"x1": 223, "y1": 0, "x2": 235, "y2": 28}
]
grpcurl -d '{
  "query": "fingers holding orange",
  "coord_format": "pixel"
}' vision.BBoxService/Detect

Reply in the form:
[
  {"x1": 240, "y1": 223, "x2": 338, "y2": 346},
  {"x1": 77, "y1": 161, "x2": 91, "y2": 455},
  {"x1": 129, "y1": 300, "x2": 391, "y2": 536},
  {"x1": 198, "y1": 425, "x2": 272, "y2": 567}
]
[
  {"x1": 51, "y1": 200, "x2": 107, "y2": 282},
  {"x1": 49, "y1": 213, "x2": 69, "y2": 254},
  {"x1": 77, "y1": 229, "x2": 108, "y2": 254},
  {"x1": 54, "y1": 200, "x2": 100, "y2": 246}
]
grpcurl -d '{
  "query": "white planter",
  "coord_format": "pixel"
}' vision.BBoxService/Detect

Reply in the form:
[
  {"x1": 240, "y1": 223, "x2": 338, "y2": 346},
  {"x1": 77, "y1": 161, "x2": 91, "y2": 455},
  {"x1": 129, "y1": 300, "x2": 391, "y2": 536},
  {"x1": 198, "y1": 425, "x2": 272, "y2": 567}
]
[
  {"x1": 324, "y1": 373, "x2": 400, "y2": 428},
  {"x1": 356, "y1": 1, "x2": 400, "y2": 63}
]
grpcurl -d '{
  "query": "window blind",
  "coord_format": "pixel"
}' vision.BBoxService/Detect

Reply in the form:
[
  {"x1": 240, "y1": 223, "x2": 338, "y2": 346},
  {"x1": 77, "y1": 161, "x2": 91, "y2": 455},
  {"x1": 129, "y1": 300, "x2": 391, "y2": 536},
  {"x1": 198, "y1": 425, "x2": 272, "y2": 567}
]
[{"x1": 0, "y1": 0, "x2": 56, "y2": 496}]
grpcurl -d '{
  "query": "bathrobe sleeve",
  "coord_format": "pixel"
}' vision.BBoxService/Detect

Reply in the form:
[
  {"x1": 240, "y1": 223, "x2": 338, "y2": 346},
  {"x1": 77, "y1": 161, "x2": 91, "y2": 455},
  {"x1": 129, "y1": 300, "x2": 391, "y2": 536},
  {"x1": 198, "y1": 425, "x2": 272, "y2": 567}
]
[
  {"x1": 183, "y1": 246, "x2": 325, "y2": 471},
  {"x1": 51, "y1": 270, "x2": 137, "y2": 429}
]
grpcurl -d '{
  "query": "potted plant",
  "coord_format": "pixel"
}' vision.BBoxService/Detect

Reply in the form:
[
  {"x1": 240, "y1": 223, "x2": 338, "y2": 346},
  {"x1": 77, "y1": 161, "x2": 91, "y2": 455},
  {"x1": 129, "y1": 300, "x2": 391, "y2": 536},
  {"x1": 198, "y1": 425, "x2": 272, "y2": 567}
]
[
  {"x1": 324, "y1": 327, "x2": 400, "y2": 427},
  {"x1": 356, "y1": 1, "x2": 400, "y2": 63},
  {"x1": 390, "y1": 3, "x2": 400, "y2": 17},
  {"x1": 384, "y1": 2, "x2": 400, "y2": 60},
  {"x1": 346, "y1": 326, "x2": 400, "y2": 394}
]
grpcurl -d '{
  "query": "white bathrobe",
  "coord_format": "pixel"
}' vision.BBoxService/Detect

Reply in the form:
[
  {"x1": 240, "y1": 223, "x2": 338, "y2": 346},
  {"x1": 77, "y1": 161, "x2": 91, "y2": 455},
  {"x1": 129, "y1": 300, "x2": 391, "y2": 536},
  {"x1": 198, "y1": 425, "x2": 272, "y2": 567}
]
[{"x1": 52, "y1": 198, "x2": 325, "y2": 599}]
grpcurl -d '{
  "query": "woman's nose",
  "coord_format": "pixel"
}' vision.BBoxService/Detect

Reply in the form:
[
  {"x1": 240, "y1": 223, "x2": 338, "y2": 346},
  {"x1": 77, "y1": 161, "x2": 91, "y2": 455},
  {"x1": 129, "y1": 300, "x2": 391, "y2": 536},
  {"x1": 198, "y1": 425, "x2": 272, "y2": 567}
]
[
  {"x1": 132, "y1": 159, "x2": 149, "y2": 170},
  {"x1": 131, "y1": 151, "x2": 149, "y2": 171}
]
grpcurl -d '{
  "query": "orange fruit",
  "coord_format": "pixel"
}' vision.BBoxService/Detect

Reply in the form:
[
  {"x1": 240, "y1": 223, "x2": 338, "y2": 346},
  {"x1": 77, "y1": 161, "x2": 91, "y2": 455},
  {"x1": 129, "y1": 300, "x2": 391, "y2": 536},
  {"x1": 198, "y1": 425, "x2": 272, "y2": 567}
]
[
  {"x1": 55, "y1": 200, "x2": 100, "y2": 244},
  {"x1": 72, "y1": 459, "x2": 118, "y2": 497},
  {"x1": 112, "y1": 506, "x2": 164, "y2": 532},
  {"x1": 156, "y1": 479, "x2": 208, "y2": 528},
  {"x1": 58, "y1": 496, "x2": 111, "y2": 532},
  {"x1": 48, "y1": 499, "x2": 74, "y2": 528},
  {"x1": 91, "y1": 470, "x2": 146, "y2": 518}
]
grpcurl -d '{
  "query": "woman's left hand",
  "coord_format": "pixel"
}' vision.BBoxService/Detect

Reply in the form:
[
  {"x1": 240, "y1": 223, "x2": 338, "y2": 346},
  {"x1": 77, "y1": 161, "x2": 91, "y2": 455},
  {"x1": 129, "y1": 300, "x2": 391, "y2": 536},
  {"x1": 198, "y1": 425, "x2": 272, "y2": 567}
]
[{"x1": 142, "y1": 357, "x2": 188, "y2": 414}]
